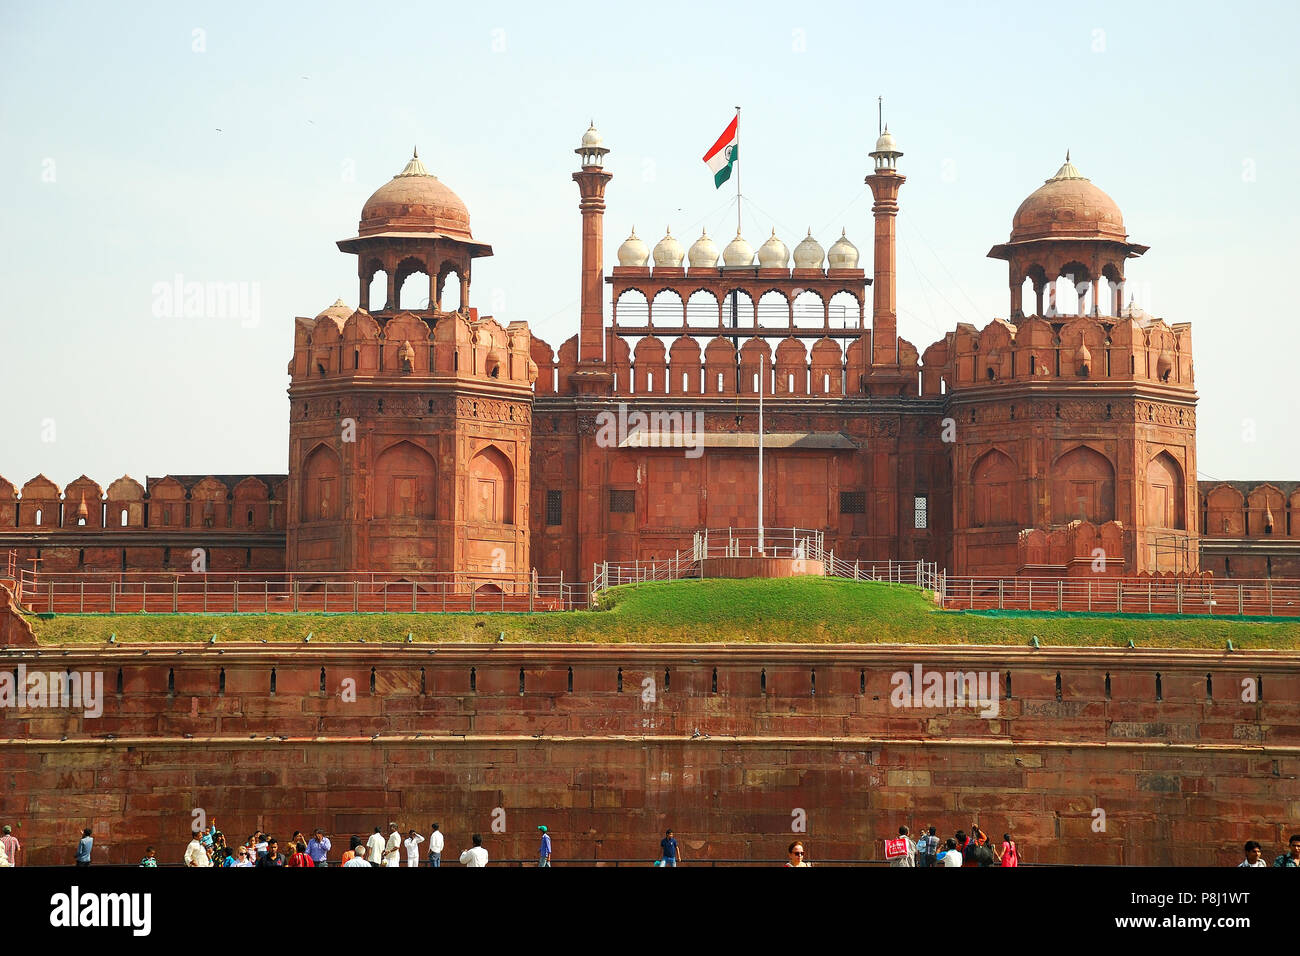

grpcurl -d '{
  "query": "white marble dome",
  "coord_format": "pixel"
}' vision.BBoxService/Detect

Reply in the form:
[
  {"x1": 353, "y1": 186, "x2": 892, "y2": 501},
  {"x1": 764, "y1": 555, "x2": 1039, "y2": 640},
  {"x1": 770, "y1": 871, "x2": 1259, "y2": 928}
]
[
  {"x1": 827, "y1": 229, "x2": 860, "y2": 269},
  {"x1": 581, "y1": 122, "x2": 603, "y2": 149},
  {"x1": 757, "y1": 229, "x2": 789, "y2": 269},
  {"x1": 652, "y1": 228, "x2": 685, "y2": 268},
  {"x1": 793, "y1": 229, "x2": 825, "y2": 269},
  {"x1": 617, "y1": 228, "x2": 649, "y2": 267},
  {"x1": 688, "y1": 229, "x2": 719, "y2": 268},
  {"x1": 722, "y1": 231, "x2": 755, "y2": 268}
]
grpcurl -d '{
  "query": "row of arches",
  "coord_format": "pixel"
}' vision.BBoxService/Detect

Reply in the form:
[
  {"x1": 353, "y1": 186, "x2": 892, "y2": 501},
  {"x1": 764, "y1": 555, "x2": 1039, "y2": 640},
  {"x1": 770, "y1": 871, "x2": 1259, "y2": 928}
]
[
  {"x1": 299, "y1": 441, "x2": 515, "y2": 525},
  {"x1": 969, "y1": 447, "x2": 1185, "y2": 530},
  {"x1": 613, "y1": 288, "x2": 864, "y2": 331},
  {"x1": 1014, "y1": 260, "x2": 1126, "y2": 318},
  {"x1": 361, "y1": 257, "x2": 464, "y2": 313},
  {"x1": 1202, "y1": 484, "x2": 1300, "y2": 538},
  {"x1": 0, "y1": 475, "x2": 283, "y2": 531}
]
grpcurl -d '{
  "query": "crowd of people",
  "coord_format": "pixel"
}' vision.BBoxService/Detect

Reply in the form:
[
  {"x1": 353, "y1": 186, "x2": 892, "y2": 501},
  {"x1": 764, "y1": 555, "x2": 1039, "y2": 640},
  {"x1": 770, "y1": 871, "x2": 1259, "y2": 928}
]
[{"x1": 4, "y1": 819, "x2": 1300, "y2": 867}]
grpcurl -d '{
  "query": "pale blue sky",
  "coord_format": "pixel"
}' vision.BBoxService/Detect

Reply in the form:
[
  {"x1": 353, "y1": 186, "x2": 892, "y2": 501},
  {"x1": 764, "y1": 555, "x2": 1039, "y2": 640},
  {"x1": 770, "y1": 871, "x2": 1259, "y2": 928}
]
[{"x1": 1, "y1": 0, "x2": 1296, "y2": 489}]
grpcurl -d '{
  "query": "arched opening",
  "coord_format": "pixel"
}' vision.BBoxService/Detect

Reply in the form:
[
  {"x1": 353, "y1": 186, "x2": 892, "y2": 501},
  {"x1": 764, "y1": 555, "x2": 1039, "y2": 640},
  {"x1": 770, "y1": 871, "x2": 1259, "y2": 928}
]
[
  {"x1": 300, "y1": 444, "x2": 342, "y2": 522},
  {"x1": 396, "y1": 258, "x2": 430, "y2": 311},
  {"x1": 375, "y1": 441, "x2": 436, "y2": 519},
  {"x1": 651, "y1": 289, "x2": 684, "y2": 329},
  {"x1": 828, "y1": 291, "x2": 861, "y2": 331},
  {"x1": 441, "y1": 270, "x2": 463, "y2": 312},
  {"x1": 34, "y1": 509, "x2": 42, "y2": 526},
  {"x1": 792, "y1": 290, "x2": 826, "y2": 330},
  {"x1": 757, "y1": 290, "x2": 789, "y2": 329},
  {"x1": 686, "y1": 289, "x2": 720, "y2": 330},
  {"x1": 719, "y1": 289, "x2": 754, "y2": 334},
  {"x1": 1051, "y1": 446, "x2": 1116, "y2": 524},
  {"x1": 469, "y1": 445, "x2": 514, "y2": 524},
  {"x1": 614, "y1": 289, "x2": 648, "y2": 327},
  {"x1": 120, "y1": 508, "x2": 128, "y2": 527},
  {"x1": 367, "y1": 270, "x2": 388, "y2": 312},
  {"x1": 971, "y1": 449, "x2": 1017, "y2": 527},
  {"x1": 1146, "y1": 451, "x2": 1185, "y2": 530}
]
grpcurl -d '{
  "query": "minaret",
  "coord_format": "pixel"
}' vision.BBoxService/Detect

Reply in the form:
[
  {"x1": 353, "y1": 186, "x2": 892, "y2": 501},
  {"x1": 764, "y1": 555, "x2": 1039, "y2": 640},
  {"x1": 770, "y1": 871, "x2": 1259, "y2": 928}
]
[
  {"x1": 572, "y1": 122, "x2": 612, "y2": 364},
  {"x1": 866, "y1": 125, "x2": 904, "y2": 366}
]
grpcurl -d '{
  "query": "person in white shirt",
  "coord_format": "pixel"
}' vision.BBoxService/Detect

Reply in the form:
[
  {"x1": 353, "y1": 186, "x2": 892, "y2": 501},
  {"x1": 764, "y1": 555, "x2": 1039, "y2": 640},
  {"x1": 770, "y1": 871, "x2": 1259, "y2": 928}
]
[
  {"x1": 889, "y1": 826, "x2": 916, "y2": 867},
  {"x1": 384, "y1": 822, "x2": 402, "y2": 867},
  {"x1": 1239, "y1": 841, "x2": 1266, "y2": 867},
  {"x1": 459, "y1": 833, "x2": 488, "y2": 867},
  {"x1": 403, "y1": 829, "x2": 424, "y2": 867},
  {"x1": 938, "y1": 838, "x2": 962, "y2": 867},
  {"x1": 184, "y1": 832, "x2": 211, "y2": 867},
  {"x1": 428, "y1": 823, "x2": 445, "y2": 868},
  {"x1": 366, "y1": 827, "x2": 386, "y2": 868},
  {"x1": 343, "y1": 851, "x2": 373, "y2": 867}
]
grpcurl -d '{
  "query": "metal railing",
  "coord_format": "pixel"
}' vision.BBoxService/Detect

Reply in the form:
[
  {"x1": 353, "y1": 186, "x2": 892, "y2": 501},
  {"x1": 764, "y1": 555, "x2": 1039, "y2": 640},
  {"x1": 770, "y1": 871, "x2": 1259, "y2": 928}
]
[
  {"x1": 17, "y1": 569, "x2": 591, "y2": 615},
  {"x1": 939, "y1": 574, "x2": 1300, "y2": 618},
  {"x1": 592, "y1": 527, "x2": 942, "y2": 595}
]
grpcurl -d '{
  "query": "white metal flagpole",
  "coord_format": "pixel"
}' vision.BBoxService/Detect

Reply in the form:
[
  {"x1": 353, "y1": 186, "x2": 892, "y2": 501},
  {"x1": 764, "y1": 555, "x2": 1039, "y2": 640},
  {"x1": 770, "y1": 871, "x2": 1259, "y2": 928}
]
[{"x1": 758, "y1": 350, "x2": 764, "y2": 554}]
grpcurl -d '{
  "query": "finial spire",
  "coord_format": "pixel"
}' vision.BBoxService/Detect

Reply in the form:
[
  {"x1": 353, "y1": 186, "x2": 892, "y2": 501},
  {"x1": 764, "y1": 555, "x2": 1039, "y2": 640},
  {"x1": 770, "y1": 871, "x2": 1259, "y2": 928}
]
[
  {"x1": 877, "y1": 95, "x2": 883, "y2": 135},
  {"x1": 414, "y1": 145, "x2": 419, "y2": 158},
  {"x1": 1065, "y1": 148, "x2": 1070, "y2": 162}
]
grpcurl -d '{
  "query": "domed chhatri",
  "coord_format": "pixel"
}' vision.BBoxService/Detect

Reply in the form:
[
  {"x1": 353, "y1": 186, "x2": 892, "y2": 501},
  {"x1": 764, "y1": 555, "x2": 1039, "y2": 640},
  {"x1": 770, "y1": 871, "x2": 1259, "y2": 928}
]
[
  {"x1": 314, "y1": 298, "x2": 353, "y2": 328},
  {"x1": 793, "y1": 229, "x2": 825, "y2": 270},
  {"x1": 1010, "y1": 153, "x2": 1126, "y2": 244},
  {"x1": 617, "y1": 228, "x2": 650, "y2": 267},
  {"x1": 722, "y1": 231, "x2": 755, "y2": 268},
  {"x1": 652, "y1": 228, "x2": 685, "y2": 268},
  {"x1": 827, "y1": 229, "x2": 859, "y2": 269},
  {"x1": 757, "y1": 229, "x2": 790, "y2": 269},
  {"x1": 580, "y1": 122, "x2": 603, "y2": 149},
  {"x1": 688, "y1": 229, "x2": 719, "y2": 269},
  {"x1": 359, "y1": 149, "x2": 474, "y2": 240}
]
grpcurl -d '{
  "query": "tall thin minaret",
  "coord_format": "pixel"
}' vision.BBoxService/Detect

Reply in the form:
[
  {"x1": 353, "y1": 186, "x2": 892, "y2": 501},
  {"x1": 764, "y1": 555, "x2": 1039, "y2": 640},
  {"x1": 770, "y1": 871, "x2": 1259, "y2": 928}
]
[
  {"x1": 572, "y1": 122, "x2": 612, "y2": 364},
  {"x1": 865, "y1": 121, "x2": 904, "y2": 366}
]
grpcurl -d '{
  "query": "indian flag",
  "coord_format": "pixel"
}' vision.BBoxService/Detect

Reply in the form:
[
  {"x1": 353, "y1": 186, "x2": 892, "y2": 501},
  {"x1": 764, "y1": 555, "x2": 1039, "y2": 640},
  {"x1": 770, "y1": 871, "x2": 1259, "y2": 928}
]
[{"x1": 703, "y1": 116, "x2": 739, "y2": 189}]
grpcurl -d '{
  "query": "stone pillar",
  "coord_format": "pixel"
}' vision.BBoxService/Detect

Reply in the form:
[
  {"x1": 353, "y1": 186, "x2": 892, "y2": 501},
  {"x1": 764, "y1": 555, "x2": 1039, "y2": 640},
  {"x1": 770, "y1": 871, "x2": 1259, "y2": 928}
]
[
  {"x1": 573, "y1": 163, "x2": 613, "y2": 364},
  {"x1": 865, "y1": 169, "x2": 905, "y2": 365}
]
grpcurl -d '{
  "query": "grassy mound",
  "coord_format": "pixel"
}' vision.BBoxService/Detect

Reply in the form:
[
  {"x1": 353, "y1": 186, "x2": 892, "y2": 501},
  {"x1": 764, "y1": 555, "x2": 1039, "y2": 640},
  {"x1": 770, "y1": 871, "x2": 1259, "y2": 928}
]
[{"x1": 26, "y1": 577, "x2": 1300, "y2": 648}]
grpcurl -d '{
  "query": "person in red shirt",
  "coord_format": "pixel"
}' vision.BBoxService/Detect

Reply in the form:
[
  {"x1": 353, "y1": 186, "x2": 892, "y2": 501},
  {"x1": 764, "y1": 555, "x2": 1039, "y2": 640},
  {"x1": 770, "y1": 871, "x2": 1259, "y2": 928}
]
[
  {"x1": 995, "y1": 833, "x2": 1020, "y2": 867},
  {"x1": 286, "y1": 842, "x2": 315, "y2": 867}
]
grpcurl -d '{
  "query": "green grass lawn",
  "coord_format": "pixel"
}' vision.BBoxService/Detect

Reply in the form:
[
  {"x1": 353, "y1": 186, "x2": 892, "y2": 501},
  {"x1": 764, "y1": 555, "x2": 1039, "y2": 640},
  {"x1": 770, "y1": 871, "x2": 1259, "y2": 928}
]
[{"x1": 26, "y1": 576, "x2": 1300, "y2": 648}]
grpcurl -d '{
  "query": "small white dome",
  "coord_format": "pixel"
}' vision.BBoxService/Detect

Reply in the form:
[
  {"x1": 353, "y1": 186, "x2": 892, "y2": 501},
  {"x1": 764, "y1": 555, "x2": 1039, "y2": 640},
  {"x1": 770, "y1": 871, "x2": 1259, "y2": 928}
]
[
  {"x1": 873, "y1": 127, "x2": 899, "y2": 154},
  {"x1": 688, "y1": 229, "x2": 719, "y2": 268},
  {"x1": 722, "y1": 231, "x2": 755, "y2": 268},
  {"x1": 793, "y1": 229, "x2": 825, "y2": 269},
  {"x1": 617, "y1": 228, "x2": 649, "y2": 267},
  {"x1": 581, "y1": 122, "x2": 603, "y2": 149},
  {"x1": 652, "y1": 228, "x2": 685, "y2": 268},
  {"x1": 827, "y1": 229, "x2": 860, "y2": 269},
  {"x1": 757, "y1": 229, "x2": 789, "y2": 269}
]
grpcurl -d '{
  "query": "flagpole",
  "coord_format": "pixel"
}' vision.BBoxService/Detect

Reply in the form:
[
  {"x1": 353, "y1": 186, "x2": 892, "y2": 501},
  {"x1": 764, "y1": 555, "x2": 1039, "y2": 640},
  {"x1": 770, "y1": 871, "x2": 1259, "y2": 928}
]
[
  {"x1": 734, "y1": 105, "x2": 741, "y2": 235},
  {"x1": 758, "y1": 350, "x2": 764, "y2": 555}
]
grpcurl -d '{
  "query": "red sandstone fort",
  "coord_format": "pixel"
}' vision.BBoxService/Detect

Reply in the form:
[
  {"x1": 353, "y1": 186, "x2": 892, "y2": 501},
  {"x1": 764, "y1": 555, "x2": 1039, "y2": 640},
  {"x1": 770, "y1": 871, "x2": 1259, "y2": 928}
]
[{"x1": 1, "y1": 126, "x2": 1294, "y2": 583}]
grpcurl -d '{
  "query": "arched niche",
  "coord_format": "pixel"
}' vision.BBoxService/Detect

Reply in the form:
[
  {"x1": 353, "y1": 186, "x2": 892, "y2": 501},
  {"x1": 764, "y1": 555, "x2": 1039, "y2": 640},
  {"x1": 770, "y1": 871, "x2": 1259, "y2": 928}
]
[
  {"x1": 971, "y1": 449, "x2": 1017, "y2": 527},
  {"x1": 469, "y1": 444, "x2": 514, "y2": 525},
  {"x1": 375, "y1": 440, "x2": 436, "y2": 519},
  {"x1": 1146, "y1": 451, "x2": 1185, "y2": 530},
  {"x1": 1051, "y1": 445, "x2": 1115, "y2": 525},
  {"x1": 301, "y1": 444, "x2": 342, "y2": 523}
]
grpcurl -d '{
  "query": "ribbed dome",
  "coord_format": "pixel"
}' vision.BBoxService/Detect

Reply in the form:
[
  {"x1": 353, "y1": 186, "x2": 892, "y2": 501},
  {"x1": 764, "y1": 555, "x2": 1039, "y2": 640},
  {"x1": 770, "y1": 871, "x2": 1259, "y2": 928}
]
[
  {"x1": 617, "y1": 228, "x2": 650, "y2": 267},
  {"x1": 580, "y1": 123, "x2": 603, "y2": 149},
  {"x1": 359, "y1": 150, "x2": 473, "y2": 240},
  {"x1": 827, "y1": 229, "x2": 859, "y2": 269},
  {"x1": 688, "y1": 229, "x2": 719, "y2": 268},
  {"x1": 652, "y1": 228, "x2": 685, "y2": 268},
  {"x1": 874, "y1": 128, "x2": 899, "y2": 154},
  {"x1": 314, "y1": 298, "x2": 353, "y2": 330},
  {"x1": 1010, "y1": 154, "x2": 1125, "y2": 243},
  {"x1": 793, "y1": 229, "x2": 825, "y2": 269},
  {"x1": 757, "y1": 229, "x2": 789, "y2": 269},
  {"x1": 722, "y1": 231, "x2": 755, "y2": 268}
]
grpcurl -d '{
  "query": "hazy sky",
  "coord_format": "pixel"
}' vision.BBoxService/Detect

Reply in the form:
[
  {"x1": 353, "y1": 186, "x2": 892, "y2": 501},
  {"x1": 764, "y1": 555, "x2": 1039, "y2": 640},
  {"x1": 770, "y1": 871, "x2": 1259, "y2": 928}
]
[{"x1": 1, "y1": 0, "x2": 1296, "y2": 491}]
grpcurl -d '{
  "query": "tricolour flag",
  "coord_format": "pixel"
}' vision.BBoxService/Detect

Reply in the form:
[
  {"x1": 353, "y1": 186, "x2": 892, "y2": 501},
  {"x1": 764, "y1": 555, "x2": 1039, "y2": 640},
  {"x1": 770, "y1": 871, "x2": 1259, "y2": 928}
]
[{"x1": 703, "y1": 116, "x2": 739, "y2": 189}]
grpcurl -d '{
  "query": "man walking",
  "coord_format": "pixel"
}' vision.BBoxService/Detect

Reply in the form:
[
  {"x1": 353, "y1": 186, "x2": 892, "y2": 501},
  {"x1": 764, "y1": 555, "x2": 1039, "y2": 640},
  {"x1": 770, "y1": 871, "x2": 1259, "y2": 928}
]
[
  {"x1": 537, "y1": 825, "x2": 551, "y2": 867},
  {"x1": 75, "y1": 827, "x2": 93, "y2": 867},
  {"x1": 427, "y1": 823, "x2": 444, "y2": 868},
  {"x1": 307, "y1": 829, "x2": 331, "y2": 867},
  {"x1": 459, "y1": 834, "x2": 488, "y2": 867},
  {"x1": 659, "y1": 829, "x2": 681, "y2": 867},
  {"x1": 366, "y1": 827, "x2": 386, "y2": 869},
  {"x1": 1, "y1": 826, "x2": 20, "y2": 867}
]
